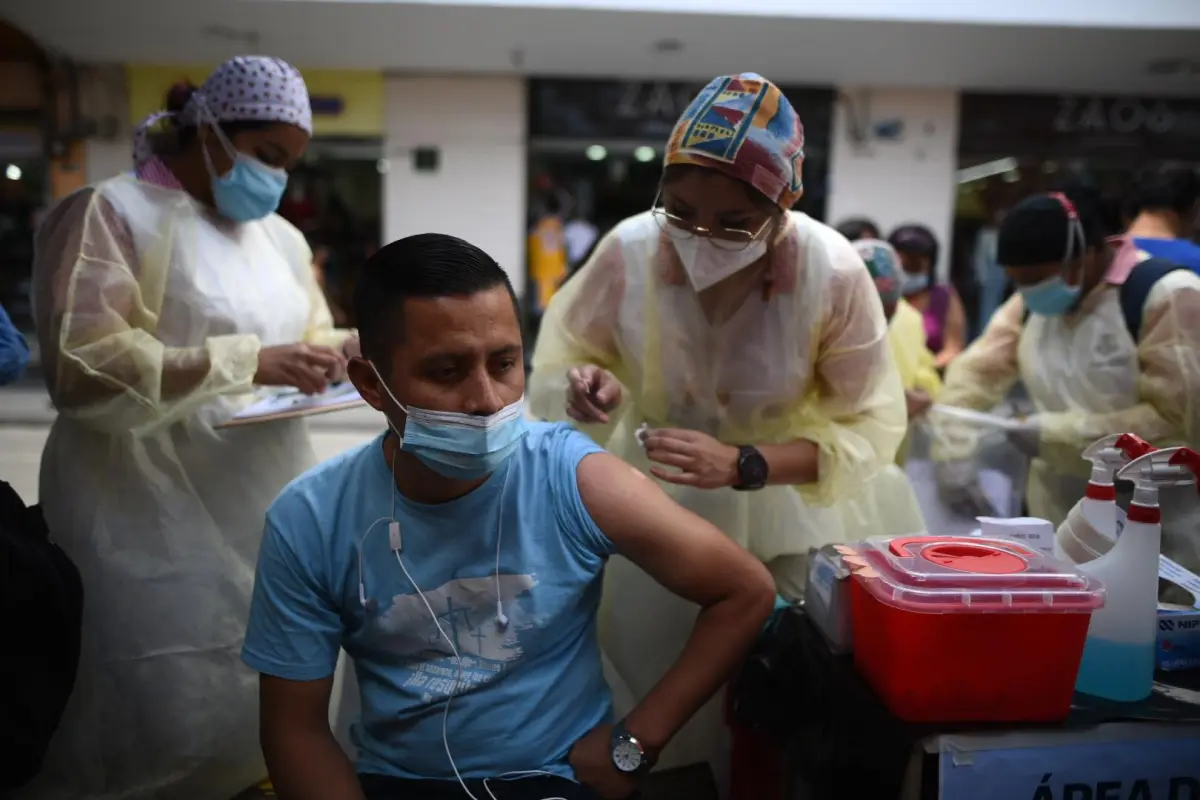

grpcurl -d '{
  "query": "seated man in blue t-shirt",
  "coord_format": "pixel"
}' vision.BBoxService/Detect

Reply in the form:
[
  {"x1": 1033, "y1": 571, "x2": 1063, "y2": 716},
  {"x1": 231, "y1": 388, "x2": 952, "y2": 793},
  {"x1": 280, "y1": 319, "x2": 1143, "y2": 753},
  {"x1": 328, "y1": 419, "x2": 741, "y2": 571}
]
[
  {"x1": 1125, "y1": 167, "x2": 1200, "y2": 272},
  {"x1": 242, "y1": 233, "x2": 776, "y2": 800}
]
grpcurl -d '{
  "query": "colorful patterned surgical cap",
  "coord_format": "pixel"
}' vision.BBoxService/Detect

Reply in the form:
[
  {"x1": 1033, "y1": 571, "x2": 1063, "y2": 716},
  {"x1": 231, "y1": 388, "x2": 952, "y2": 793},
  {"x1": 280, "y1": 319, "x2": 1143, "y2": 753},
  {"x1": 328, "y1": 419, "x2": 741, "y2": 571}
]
[
  {"x1": 664, "y1": 73, "x2": 806, "y2": 211},
  {"x1": 854, "y1": 238, "x2": 902, "y2": 312},
  {"x1": 133, "y1": 55, "x2": 312, "y2": 166}
]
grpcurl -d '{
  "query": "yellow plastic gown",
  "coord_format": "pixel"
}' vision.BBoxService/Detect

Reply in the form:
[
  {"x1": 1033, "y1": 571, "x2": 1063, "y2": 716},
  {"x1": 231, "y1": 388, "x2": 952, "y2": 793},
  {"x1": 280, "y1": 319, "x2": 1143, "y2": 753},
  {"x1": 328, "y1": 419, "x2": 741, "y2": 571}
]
[
  {"x1": 932, "y1": 272, "x2": 1200, "y2": 575},
  {"x1": 887, "y1": 298, "x2": 942, "y2": 464},
  {"x1": 23, "y1": 175, "x2": 350, "y2": 800},
  {"x1": 528, "y1": 211, "x2": 920, "y2": 773}
]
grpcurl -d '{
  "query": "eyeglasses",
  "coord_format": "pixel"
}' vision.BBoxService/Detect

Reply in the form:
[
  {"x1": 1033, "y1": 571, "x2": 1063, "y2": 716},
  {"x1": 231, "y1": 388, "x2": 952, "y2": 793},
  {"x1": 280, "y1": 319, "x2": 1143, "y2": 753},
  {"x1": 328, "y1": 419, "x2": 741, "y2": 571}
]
[{"x1": 650, "y1": 190, "x2": 773, "y2": 252}]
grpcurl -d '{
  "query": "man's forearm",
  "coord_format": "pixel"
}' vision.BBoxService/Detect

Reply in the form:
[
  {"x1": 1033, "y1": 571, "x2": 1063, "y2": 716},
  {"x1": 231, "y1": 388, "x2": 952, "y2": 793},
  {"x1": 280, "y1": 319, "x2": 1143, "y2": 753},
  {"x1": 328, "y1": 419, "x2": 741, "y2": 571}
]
[
  {"x1": 265, "y1": 727, "x2": 364, "y2": 800},
  {"x1": 622, "y1": 588, "x2": 773, "y2": 753}
]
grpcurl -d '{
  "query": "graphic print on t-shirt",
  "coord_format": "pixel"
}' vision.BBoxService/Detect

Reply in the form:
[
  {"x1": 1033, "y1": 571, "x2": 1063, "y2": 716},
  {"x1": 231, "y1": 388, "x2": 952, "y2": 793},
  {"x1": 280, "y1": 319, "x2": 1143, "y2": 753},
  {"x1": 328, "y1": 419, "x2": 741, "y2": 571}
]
[{"x1": 371, "y1": 573, "x2": 537, "y2": 702}]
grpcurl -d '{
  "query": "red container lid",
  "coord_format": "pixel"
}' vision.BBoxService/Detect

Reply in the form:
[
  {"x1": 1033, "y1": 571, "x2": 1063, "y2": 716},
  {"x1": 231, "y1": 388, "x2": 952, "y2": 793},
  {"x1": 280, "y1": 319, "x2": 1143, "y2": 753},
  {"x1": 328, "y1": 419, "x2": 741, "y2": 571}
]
[{"x1": 853, "y1": 535, "x2": 1106, "y2": 614}]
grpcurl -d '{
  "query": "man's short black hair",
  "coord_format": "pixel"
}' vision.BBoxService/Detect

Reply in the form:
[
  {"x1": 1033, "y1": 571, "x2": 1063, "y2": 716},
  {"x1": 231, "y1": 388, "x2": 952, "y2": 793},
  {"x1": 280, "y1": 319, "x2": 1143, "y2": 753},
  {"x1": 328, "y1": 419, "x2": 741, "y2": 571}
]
[
  {"x1": 1127, "y1": 167, "x2": 1200, "y2": 219},
  {"x1": 353, "y1": 233, "x2": 520, "y2": 364}
]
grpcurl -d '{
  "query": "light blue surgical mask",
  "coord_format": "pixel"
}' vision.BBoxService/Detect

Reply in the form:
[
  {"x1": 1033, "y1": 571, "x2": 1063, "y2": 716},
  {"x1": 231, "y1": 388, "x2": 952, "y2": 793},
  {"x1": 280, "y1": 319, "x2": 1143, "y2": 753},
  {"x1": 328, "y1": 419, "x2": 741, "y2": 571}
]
[
  {"x1": 201, "y1": 125, "x2": 288, "y2": 222},
  {"x1": 370, "y1": 363, "x2": 529, "y2": 480},
  {"x1": 899, "y1": 271, "x2": 928, "y2": 297},
  {"x1": 1019, "y1": 275, "x2": 1082, "y2": 317}
]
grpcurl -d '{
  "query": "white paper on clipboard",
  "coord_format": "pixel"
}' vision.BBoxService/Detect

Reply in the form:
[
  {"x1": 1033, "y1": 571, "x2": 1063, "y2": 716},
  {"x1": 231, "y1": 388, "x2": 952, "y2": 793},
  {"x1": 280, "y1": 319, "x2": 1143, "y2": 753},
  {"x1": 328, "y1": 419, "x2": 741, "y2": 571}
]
[
  {"x1": 930, "y1": 404, "x2": 1025, "y2": 431},
  {"x1": 219, "y1": 383, "x2": 365, "y2": 427}
]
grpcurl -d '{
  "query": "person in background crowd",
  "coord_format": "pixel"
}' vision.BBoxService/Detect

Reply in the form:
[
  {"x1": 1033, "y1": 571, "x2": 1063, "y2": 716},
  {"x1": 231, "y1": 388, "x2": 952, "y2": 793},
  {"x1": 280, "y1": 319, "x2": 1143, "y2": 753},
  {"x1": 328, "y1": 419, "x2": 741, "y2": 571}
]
[
  {"x1": 244, "y1": 234, "x2": 775, "y2": 800},
  {"x1": 309, "y1": 238, "x2": 350, "y2": 327},
  {"x1": 852, "y1": 238, "x2": 941, "y2": 457},
  {"x1": 529, "y1": 73, "x2": 919, "y2": 782},
  {"x1": 23, "y1": 56, "x2": 357, "y2": 800},
  {"x1": 972, "y1": 208, "x2": 1008, "y2": 338},
  {"x1": 0, "y1": 300, "x2": 30, "y2": 385},
  {"x1": 933, "y1": 189, "x2": 1200, "y2": 578},
  {"x1": 889, "y1": 224, "x2": 967, "y2": 370},
  {"x1": 835, "y1": 216, "x2": 880, "y2": 242},
  {"x1": 528, "y1": 194, "x2": 569, "y2": 316},
  {"x1": 1123, "y1": 167, "x2": 1200, "y2": 272},
  {"x1": 564, "y1": 208, "x2": 600, "y2": 271}
]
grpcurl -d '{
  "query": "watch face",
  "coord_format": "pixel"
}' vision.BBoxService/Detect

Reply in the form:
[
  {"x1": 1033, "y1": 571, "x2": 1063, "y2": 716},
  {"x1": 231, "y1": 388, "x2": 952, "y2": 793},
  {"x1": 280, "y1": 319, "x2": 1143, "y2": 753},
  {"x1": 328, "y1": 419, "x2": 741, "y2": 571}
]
[
  {"x1": 739, "y1": 449, "x2": 768, "y2": 485},
  {"x1": 612, "y1": 738, "x2": 643, "y2": 773}
]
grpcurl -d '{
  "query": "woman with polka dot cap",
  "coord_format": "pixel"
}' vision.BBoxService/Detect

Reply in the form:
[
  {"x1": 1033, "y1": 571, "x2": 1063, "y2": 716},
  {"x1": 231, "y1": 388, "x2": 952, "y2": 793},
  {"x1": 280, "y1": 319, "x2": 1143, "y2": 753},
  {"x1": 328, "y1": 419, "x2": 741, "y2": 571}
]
[{"x1": 25, "y1": 56, "x2": 357, "y2": 800}]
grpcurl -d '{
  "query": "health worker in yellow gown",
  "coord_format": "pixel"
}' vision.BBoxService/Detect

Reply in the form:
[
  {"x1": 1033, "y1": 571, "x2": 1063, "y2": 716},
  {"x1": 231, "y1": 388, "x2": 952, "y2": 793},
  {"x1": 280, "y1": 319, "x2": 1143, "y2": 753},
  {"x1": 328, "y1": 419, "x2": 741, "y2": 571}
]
[
  {"x1": 528, "y1": 73, "x2": 921, "y2": 776},
  {"x1": 24, "y1": 56, "x2": 356, "y2": 800}
]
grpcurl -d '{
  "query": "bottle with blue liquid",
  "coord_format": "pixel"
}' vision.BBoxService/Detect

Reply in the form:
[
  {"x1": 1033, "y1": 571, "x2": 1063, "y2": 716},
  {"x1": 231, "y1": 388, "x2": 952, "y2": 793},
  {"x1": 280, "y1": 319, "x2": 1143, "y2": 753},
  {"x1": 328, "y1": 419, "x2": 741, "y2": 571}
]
[{"x1": 1074, "y1": 446, "x2": 1200, "y2": 702}]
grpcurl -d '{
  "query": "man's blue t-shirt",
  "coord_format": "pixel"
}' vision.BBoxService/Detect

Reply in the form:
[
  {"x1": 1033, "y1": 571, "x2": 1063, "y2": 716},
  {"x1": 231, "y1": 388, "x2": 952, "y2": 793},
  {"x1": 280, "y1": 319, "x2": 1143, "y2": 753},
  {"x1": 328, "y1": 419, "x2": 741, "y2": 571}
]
[
  {"x1": 1133, "y1": 237, "x2": 1200, "y2": 273},
  {"x1": 242, "y1": 422, "x2": 617, "y2": 781}
]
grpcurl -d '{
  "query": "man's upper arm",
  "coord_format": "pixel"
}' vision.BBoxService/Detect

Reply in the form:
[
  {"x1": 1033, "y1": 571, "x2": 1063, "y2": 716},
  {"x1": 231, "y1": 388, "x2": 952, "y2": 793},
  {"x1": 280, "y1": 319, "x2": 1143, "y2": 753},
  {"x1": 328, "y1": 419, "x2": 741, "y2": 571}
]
[
  {"x1": 574, "y1": 451, "x2": 774, "y2": 607},
  {"x1": 243, "y1": 516, "x2": 343, "y2": 682}
]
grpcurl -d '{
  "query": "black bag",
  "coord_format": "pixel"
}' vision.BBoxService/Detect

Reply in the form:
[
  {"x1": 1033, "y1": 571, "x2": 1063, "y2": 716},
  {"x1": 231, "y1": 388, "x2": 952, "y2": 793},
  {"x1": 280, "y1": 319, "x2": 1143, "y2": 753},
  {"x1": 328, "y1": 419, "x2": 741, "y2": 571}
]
[{"x1": 0, "y1": 480, "x2": 83, "y2": 790}]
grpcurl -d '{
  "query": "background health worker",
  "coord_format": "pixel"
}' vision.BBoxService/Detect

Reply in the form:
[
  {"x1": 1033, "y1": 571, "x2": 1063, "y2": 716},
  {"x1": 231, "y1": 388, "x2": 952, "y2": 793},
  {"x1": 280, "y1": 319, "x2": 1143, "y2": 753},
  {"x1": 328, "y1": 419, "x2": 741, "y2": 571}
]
[
  {"x1": 888, "y1": 224, "x2": 967, "y2": 370},
  {"x1": 24, "y1": 56, "x2": 356, "y2": 800},
  {"x1": 528, "y1": 72, "x2": 919, "y2": 776},
  {"x1": 932, "y1": 190, "x2": 1200, "y2": 577}
]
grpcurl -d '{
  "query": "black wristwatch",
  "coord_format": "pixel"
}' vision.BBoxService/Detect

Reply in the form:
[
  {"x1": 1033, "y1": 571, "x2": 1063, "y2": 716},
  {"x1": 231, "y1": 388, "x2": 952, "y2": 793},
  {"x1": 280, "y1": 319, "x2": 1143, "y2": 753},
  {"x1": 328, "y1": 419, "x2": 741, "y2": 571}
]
[
  {"x1": 610, "y1": 720, "x2": 656, "y2": 777},
  {"x1": 732, "y1": 445, "x2": 769, "y2": 491}
]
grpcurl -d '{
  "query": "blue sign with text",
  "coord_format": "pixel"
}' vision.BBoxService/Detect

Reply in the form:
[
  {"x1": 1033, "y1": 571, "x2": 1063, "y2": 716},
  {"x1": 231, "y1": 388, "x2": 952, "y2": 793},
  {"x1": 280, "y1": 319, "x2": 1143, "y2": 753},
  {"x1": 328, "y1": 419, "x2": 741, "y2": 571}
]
[{"x1": 940, "y1": 737, "x2": 1200, "y2": 800}]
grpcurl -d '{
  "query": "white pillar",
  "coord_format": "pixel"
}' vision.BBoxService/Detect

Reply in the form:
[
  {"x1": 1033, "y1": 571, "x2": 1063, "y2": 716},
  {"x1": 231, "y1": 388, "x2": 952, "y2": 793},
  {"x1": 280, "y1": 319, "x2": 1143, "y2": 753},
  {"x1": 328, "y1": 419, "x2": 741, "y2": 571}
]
[
  {"x1": 826, "y1": 88, "x2": 961, "y2": 282},
  {"x1": 383, "y1": 76, "x2": 528, "y2": 300}
]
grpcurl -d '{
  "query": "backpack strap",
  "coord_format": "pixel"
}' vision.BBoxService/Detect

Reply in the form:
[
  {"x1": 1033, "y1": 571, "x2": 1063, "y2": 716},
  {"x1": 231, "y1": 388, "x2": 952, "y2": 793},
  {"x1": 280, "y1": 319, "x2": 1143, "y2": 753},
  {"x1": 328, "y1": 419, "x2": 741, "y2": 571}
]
[{"x1": 1118, "y1": 257, "x2": 1185, "y2": 342}]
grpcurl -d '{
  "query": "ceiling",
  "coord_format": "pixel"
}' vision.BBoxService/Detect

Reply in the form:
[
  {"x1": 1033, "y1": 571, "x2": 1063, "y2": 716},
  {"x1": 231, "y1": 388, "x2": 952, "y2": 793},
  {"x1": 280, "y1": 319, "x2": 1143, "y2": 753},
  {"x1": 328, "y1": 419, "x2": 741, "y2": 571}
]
[{"x1": 2, "y1": 0, "x2": 1200, "y2": 95}]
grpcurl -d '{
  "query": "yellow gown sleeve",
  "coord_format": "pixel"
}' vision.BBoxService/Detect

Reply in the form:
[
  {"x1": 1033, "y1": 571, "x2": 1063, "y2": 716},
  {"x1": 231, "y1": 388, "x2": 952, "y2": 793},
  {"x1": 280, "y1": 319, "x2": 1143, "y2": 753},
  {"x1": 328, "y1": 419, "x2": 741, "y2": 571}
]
[
  {"x1": 792, "y1": 255, "x2": 908, "y2": 506},
  {"x1": 267, "y1": 216, "x2": 354, "y2": 349},
  {"x1": 931, "y1": 294, "x2": 1025, "y2": 462},
  {"x1": 1037, "y1": 271, "x2": 1200, "y2": 470},
  {"x1": 33, "y1": 188, "x2": 262, "y2": 437},
  {"x1": 528, "y1": 230, "x2": 630, "y2": 446},
  {"x1": 889, "y1": 300, "x2": 943, "y2": 398}
]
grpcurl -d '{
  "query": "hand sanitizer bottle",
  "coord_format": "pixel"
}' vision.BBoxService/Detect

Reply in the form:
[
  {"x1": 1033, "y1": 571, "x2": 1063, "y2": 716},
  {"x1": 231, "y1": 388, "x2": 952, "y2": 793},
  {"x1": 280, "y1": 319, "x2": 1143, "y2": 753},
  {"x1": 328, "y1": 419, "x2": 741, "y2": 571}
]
[
  {"x1": 1055, "y1": 434, "x2": 1156, "y2": 564},
  {"x1": 1074, "y1": 446, "x2": 1198, "y2": 701}
]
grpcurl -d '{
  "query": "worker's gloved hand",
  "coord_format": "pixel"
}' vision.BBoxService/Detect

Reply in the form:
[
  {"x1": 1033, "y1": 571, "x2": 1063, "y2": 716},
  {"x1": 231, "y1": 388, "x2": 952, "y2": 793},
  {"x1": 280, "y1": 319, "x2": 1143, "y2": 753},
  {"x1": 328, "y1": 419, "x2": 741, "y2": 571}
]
[
  {"x1": 1006, "y1": 418, "x2": 1042, "y2": 459},
  {"x1": 935, "y1": 459, "x2": 996, "y2": 519}
]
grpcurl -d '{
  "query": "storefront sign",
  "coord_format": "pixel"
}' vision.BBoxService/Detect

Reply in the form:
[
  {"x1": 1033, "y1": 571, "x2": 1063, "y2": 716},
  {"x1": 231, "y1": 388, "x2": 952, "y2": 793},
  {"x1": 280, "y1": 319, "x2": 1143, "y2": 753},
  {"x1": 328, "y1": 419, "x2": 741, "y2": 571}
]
[
  {"x1": 528, "y1": 78, "x2": 834, "y2": 145},
  {"x1": 126, "y1": 65, "x2": 384, "y2": 137},
  {"x1": 959, "y1": 93, "x2": 1200, "y2": 160},
  {"x1": 939, "y1": 736, "x2": 1200, "y2": 800}
]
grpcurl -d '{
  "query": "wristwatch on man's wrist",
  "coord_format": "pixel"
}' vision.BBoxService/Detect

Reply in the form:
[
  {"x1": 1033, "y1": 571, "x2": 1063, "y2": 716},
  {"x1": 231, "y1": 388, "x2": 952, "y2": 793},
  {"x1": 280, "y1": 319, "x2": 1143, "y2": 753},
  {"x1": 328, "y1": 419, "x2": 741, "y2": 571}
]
[
  {"x1": 732, "y1": 445, "x2": 769, "y2": 491},
  {"x1": 610, "y1": 720, "x2": 656, "y2": 777}
]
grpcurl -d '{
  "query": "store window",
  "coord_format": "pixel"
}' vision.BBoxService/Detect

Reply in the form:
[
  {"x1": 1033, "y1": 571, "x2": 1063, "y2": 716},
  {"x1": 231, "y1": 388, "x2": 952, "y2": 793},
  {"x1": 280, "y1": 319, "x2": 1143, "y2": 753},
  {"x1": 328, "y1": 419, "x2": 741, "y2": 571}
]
[
  {"x1": 954, "y1": 92, "x2": 1200, "y2": 337},
  {"x1": 525, "y1": 78, "x2": 834, "y2": 325}
]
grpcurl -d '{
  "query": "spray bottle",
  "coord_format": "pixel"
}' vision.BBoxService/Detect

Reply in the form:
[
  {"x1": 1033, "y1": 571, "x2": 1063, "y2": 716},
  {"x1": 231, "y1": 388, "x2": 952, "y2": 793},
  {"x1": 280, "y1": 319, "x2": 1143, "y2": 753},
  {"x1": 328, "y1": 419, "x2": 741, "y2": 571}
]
[
  {"x1": 1074, "y1": 446, "x2": 1198, "y2": 701},
  {"x1": 1055, "y1": 434, "x2": 1156, "y2": 564}
]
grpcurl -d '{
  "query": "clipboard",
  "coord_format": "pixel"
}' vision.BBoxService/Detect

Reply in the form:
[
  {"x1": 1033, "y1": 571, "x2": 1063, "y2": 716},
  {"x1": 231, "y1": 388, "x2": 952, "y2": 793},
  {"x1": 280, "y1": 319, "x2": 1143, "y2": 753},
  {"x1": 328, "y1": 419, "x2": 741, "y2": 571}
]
[{"x1": 216, "y1": 382, "x2": 367, "y2": 428}]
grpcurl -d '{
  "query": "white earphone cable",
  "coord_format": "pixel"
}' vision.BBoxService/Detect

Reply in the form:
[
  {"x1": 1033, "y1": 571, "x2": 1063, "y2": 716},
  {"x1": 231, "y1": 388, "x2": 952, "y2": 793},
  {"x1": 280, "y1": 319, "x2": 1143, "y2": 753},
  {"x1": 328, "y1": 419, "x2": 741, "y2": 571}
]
[{"x1": 356, "y1": 435, "x2": 566, "y2": 799}]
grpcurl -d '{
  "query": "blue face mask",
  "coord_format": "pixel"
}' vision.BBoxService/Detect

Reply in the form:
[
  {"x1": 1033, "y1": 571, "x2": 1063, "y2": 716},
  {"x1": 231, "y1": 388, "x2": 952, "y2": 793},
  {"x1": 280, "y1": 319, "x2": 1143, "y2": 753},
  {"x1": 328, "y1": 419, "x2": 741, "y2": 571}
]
[
  {"x1": 899, "y1": 271, "x2": 928, "y2": 297},
  {"x1": 211, "y1": 154, "x2": 288, "y2": 222},
  {"x1": 202, "y1": 125, "x2": 288, "y2": 222},
  {"x1": 1019, "y1": 275, "x2": 1082, "y2": 317},
  {"x1": 371, "y1": 363, "x2": 529, "y2": 480}
]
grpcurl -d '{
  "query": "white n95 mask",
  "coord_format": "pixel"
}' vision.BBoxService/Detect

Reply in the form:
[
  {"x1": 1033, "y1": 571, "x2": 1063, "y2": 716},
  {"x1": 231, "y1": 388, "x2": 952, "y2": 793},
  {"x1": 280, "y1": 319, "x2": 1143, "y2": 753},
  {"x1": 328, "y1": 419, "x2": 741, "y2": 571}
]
[{"x1": 672, "y1": 237, "x2": 768, "y2": 292}]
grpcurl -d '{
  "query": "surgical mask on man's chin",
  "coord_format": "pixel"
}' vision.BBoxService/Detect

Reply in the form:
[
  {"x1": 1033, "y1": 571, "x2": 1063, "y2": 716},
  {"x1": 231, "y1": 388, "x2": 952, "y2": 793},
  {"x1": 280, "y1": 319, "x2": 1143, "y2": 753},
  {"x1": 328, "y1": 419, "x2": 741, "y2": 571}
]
[
  {"x1": 368, "y1": 362, "x2": 529, "y2": 480},
  {"x1": 672, "y1": 236, "x2": 768, "y2": 292}
]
